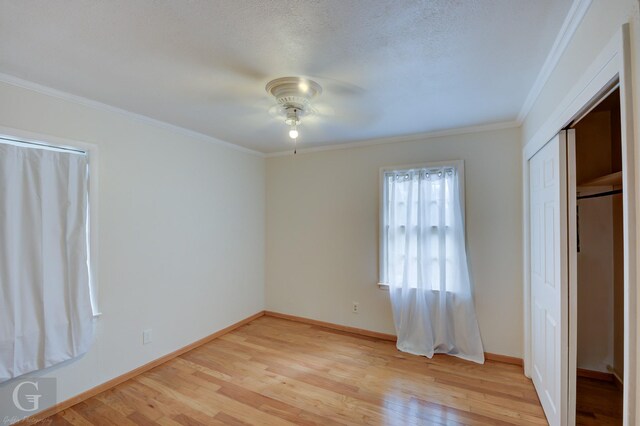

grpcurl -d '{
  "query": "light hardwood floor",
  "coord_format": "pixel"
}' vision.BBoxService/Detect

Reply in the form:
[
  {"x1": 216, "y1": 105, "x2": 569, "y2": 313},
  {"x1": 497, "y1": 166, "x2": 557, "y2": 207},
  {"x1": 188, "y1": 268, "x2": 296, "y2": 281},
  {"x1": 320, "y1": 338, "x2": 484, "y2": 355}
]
[{"x1": 40, "y1": 316, "x2": 547, "y2": 425}]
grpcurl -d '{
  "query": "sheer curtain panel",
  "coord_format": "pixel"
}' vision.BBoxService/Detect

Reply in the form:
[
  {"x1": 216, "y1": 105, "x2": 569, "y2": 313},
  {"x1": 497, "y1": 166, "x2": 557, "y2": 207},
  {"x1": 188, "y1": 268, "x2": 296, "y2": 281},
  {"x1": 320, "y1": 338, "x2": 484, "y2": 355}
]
[
  {"x1": 0, "y1": 142, "x2": 94, "y2": 382},
  {"x1": 381, "y1": 164, "x2": 484, "y2": 363}
]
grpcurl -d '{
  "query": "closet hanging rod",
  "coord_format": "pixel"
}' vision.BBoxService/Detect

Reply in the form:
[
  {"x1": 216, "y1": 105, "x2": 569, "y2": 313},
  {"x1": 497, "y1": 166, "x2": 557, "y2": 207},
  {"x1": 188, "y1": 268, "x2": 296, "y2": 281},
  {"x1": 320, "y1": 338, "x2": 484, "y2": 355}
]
[{"x1": 577, "y1": 189, "x2": 623, "y2": 200}]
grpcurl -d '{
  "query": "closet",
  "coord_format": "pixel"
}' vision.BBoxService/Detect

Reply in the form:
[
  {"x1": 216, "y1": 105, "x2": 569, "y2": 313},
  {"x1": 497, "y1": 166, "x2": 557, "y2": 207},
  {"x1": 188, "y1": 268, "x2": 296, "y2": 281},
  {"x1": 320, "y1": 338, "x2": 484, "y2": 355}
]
[{"x1": 571, "y1": 88, "x2": 623, "y2": 424}]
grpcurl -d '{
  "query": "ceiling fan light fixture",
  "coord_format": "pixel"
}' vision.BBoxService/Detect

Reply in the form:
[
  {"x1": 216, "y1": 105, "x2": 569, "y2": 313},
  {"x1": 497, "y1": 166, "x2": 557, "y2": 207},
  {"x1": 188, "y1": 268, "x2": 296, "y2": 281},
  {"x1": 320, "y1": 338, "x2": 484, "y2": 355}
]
[{"x1": 286, "y1": 108, "x2": 300, "y2": 139}]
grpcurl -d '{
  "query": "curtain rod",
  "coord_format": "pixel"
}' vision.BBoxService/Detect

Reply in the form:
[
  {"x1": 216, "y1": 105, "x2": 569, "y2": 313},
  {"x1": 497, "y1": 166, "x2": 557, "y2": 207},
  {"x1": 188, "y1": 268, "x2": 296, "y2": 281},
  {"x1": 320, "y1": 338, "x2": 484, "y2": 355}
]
[
  {"x1": 384, "y1": 166, "x2": 455, "y2": 174},
  {"x1": 0, "y1": 136, "x2": 86, "y2": 154},
  {"x1": 577, "y1": 189, "x2": 622, "y2": 200}
]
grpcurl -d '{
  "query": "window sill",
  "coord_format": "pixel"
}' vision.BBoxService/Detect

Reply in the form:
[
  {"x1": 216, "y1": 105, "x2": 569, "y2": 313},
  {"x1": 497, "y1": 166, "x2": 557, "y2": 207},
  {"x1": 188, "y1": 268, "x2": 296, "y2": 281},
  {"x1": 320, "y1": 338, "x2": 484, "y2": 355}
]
[{"x1": 377, "y1": 284, "x2": 462, "y2": 297}]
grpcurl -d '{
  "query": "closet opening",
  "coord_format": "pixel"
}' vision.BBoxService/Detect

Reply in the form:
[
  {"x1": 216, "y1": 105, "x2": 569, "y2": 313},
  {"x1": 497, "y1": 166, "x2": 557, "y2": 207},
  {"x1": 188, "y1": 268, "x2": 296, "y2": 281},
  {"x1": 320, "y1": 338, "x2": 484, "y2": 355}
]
[{"x1": 570, "y1": 87, "x2": 623, "y2": 425}]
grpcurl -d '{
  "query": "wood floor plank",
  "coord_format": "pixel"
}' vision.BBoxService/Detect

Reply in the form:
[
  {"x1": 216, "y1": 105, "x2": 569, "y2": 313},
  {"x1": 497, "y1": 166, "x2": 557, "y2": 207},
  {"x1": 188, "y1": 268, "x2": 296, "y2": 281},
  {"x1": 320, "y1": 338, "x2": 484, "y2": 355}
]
[
  {"x1": 126, "y1": 411, "x2": 160, "y2": 425},
  {"x1": 121, "y1": 380, "x2": 219, "y2": 425},
  {"x1": 42, "y1": 415, "x2": 75, "y2": 426},
  {"x1": 40, "y1": 316, "x2": 549, "y2": 425}
]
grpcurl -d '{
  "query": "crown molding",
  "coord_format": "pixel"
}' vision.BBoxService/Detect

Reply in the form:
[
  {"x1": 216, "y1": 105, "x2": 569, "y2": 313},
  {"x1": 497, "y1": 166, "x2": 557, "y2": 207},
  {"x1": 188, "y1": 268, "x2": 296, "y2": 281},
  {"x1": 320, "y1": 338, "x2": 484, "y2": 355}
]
[
  {"x1": 517, "y1": 0, "x2": 593, "y2": 123},
  {"x1": 0, "y1": 72, "x2": 265, "y2": 158},
  {"x1": 265, "y1": 120, "x2": 520, "y2": 158}
]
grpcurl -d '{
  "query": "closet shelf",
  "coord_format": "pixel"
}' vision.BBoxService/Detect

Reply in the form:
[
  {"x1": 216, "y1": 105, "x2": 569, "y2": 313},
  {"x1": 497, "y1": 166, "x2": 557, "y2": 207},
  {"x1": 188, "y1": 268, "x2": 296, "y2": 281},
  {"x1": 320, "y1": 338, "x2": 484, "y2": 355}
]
[{"x1": 578, "y1": 171, "x2": 622, "y2": 188}]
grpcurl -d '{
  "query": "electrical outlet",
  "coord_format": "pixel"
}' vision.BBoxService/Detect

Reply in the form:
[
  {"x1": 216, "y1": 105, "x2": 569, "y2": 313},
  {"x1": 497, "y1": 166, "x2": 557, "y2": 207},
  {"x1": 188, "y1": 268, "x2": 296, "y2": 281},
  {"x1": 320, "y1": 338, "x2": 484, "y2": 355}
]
[
  {"x1": 143, "y1": 329, "x2": 152, "y2": 345},
  {"x1": 352, "y1": 302, "x2": 359, "y2": 314}
]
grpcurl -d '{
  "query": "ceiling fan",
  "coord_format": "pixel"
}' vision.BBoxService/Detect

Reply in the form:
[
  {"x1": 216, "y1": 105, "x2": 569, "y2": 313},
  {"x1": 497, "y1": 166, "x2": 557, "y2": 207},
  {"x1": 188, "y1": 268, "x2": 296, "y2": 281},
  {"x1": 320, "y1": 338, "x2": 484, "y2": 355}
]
[
  {"x1": 206, "y1": 57, "x2": 373, "y2": 150},
  {"x1": 265, "y1": 76, "x2": 323, "y2": 143}
]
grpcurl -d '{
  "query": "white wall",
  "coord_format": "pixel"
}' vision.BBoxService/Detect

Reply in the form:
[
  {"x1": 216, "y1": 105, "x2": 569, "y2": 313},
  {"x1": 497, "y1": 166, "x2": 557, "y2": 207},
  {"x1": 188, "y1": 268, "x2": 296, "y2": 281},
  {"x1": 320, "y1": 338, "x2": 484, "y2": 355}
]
[
  {"x1": 266, "y1": 127, "x2": 524, "y2": 357},
  {"x1": 0, "y1": 80, "x2": 265, "y2": 416}
]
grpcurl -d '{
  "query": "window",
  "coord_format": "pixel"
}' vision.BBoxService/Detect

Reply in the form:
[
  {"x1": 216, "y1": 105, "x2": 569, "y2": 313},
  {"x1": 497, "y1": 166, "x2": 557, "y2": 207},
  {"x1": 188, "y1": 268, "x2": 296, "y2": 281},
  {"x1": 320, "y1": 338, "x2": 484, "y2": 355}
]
[
  {"x1": 379, "y1": 161, "x2": 465, "y2": 291},
  {"x1": 0, "y1": 133, "x2": 98, "y2": 382},
  {"x1": 380, "y1": 160, "x2": 484, "y2": 362}
]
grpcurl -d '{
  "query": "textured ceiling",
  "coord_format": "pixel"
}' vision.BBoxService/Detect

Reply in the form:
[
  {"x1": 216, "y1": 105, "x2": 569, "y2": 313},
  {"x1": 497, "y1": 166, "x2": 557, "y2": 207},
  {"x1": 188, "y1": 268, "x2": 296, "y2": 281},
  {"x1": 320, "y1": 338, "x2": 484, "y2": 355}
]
[{"x1": 0, "y1": 0, "x2": 572, "y2": 153}]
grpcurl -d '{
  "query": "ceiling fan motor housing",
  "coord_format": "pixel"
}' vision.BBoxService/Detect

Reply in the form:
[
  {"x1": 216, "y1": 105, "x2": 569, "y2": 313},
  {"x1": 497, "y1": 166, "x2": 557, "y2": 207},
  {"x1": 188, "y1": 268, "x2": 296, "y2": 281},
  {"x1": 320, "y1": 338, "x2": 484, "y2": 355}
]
[{"x1": 265, "y1": 76, "x2": 322, "y2": 118}]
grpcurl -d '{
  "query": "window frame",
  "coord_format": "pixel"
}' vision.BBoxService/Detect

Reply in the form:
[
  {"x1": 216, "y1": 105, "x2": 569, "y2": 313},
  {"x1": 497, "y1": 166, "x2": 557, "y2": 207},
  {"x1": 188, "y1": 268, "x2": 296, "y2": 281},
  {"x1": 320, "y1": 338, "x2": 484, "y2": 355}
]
[
  {"x1": 378, "y1": 160, "x2": 465, "y2": 290},
  {"x1": 0, "y1": 126, "x2": 101, "y2": 316}
]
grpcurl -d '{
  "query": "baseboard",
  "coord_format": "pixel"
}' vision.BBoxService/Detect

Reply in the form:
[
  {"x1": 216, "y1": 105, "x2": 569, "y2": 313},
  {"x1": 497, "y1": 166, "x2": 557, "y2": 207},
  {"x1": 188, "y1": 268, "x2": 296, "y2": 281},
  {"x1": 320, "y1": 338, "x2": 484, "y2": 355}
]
[
  {"x1": 264, "y1": 311, "x2": 524, "y2": 367},
  {"x1": 484, "y1": 352, "x2": 524, "y2": 366},
  {"x1": 613, "y1": 371, "x2": 624, "y2": 390},
  {"x1": 264, "y1": 310, "x2": 398, "y2": 341},
  {"x1": 577, "y1": 367, "x2": 615, "y2": 382},
  {"x1": 17, "y1": 310, "x2": 265, "y2": 425}
]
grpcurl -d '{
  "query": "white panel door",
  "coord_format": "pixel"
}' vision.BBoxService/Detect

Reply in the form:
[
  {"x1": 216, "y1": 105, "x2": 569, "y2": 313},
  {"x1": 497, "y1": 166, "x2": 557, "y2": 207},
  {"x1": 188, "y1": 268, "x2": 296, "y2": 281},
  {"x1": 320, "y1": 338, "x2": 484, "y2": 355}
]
[{"x1": 529, "y1": 131, "x2": 568, "y2": 426}]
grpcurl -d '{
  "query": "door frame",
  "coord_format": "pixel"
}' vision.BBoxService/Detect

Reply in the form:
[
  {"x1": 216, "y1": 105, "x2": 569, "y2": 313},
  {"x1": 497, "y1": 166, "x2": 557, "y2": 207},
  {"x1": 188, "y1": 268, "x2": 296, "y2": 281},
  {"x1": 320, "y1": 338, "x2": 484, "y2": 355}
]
[{"x1": 523, "y1": 25, "x2": 637, "y2": 425}]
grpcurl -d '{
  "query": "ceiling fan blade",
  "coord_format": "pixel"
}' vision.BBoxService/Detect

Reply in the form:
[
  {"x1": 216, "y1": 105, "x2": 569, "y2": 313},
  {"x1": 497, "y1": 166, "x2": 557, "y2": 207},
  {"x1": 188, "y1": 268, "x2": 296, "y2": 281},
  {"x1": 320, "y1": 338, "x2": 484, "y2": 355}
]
[
  {"x1": 322, "y1": 79, "x2": 366, "y2": 97},
  {"x1": 310, "y1": 102, "x2": 335, "y2": 117},
  {"x1": 302, "y1": 75, "x2": 366, "y2": 99},
  {"x1": 213, "y1": 51, "x2": 270, "y2": 82},
  {"x1": 268, "y1": 104, "x2": 286, "y2": 118},
  {"x1": 207, "y1": 84, "x2": 277, "y2": 109},
  {"x1": 310, "y1": 93, "x2": 377, "y2": 126}
]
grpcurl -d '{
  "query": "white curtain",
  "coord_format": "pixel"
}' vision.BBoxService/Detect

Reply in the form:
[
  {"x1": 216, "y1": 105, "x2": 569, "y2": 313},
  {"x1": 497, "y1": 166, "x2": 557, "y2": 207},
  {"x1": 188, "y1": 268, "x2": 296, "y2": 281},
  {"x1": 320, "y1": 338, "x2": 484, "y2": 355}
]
[
  {"x1": 384, "y1": 166, "x2": 484, "y2": 363},
  {"x1": 0, "y1": 142, "x2": 94, "y2": 382}
]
